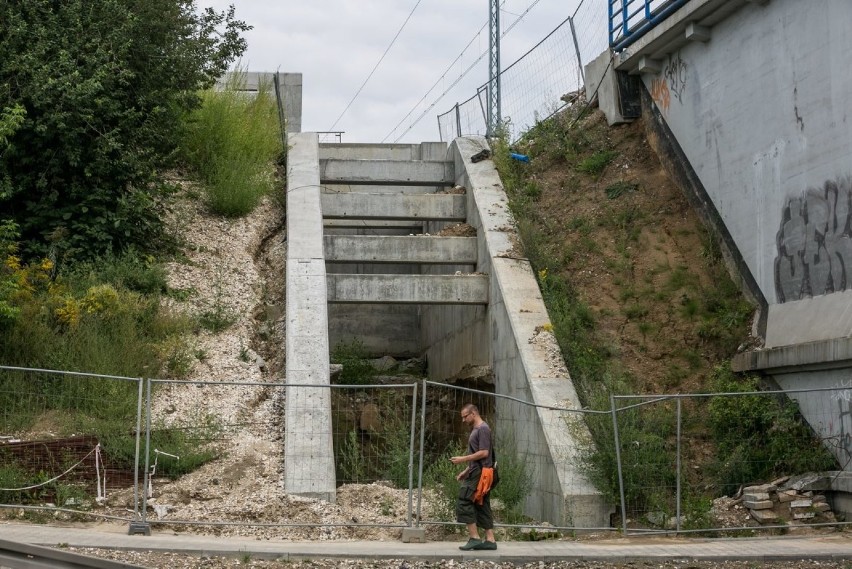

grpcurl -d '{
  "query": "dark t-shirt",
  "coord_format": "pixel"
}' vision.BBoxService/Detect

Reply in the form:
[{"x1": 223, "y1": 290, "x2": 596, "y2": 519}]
[{"x1": 467, "y1": 422, "x2": 493, "y2": 477}]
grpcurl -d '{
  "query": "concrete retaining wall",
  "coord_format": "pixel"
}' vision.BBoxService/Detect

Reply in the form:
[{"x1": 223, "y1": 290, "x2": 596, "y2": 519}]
[
  {"x1": 284, "y1": 132, "x2": 335, "y2": 502},
  {"x1": 420, "y1": 137, "x2": 610, "y2": 527}
]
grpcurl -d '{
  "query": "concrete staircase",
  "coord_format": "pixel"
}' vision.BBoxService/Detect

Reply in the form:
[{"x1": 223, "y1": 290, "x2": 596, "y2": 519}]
[
  {"x1": 319, "y1": 142, "x2": 487, "y2": 355},
  {"x1": 285, "y1": 134, "x2": 609, "y2": 528}
]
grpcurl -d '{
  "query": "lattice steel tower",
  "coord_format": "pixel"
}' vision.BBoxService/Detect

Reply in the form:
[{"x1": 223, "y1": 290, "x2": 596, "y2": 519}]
[{"x1": 487, "y1": 0, "x2": 501, "y2": 137}]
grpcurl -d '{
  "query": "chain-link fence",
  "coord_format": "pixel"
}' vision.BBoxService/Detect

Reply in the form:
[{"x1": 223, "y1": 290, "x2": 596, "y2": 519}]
[
  {"x1": 610, "y1": 386, "x2": 849, "y2": 535},
  {"x1": 2, "y1": 364, "x2": 849, "y2": 537},
  {"x1": 415, "y1": 381, "x2": 610, "y2": 532},
  {"x1": 0, "y1": 366, "x2": 144, "y2": 522},
  {"x1": 437, "y1": 0, "x2": 609, "y2": 142}
]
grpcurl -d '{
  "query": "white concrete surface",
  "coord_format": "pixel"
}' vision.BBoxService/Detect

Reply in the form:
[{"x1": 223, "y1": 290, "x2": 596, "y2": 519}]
[{"x1": 284, "y1": 132, "x2": 335, "y2": 502}]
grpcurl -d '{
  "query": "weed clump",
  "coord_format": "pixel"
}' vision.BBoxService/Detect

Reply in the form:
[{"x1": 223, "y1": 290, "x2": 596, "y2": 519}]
[{"x1": 180, "y1": 69, "x2": 282, "y2": 217}]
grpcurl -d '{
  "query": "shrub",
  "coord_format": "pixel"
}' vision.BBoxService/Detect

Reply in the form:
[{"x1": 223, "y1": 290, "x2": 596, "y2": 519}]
[
  {"x1": 181, "y1": 70, "x2": 282, "y2": 217},
  {"x1": 707, "y1": 365, "x2": 838, "y2": 495},
  {"x1": 330, "y1": 340, "x2": 378, "y2": 385}
]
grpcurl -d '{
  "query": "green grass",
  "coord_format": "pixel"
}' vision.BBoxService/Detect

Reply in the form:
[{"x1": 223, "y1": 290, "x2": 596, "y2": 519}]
[
  {"x1": 576, "y1": 150, "x2": 618, "y2": 176},
  {"x1": 180, "y1": 70, "x2": 282, "y2": 217}
]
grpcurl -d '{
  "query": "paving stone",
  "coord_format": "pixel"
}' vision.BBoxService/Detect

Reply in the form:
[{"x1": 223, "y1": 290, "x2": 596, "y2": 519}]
[
  {"x1": 777, "y1": 491, "x2": 798, "y2": 503},
  {"x1": 790, "y1": 499, "x2": 813, "y2": 509},
  {"x1": 750, "y1": 509, "x2": 779, "y2": 523},
  {"x1": 743, "y1": 492, "x2": 771, "y2": 502},
  {"x1": 743, "y1": 484, "x2": 777, "y2": 494},
  {"x1": 793, "y1": 511, "x2": 816, "y2": 520},
  {"x1": 744, "y1": 500, "x2": 774, "y2": 510}
]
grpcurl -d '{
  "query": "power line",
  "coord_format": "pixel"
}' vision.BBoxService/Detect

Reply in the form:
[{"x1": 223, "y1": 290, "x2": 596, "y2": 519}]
[
  {"x1": 327, "y1": 0, "x2": 424, "y2": 133},
  {"x1": 388, "y1": 0, "x2": 544, "y2": 142},
  {"x1": 381, "y1": 20, "x2": 489, "y2": 143}
]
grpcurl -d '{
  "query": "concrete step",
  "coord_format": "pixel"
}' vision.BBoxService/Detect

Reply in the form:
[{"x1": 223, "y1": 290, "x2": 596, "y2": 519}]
[
  {"x1": 319, "y1": 142, "x2": 447, "y2": 161},
  {"x1": 324, "y1": 235, "x2": 477, "y2": 264},
  {"x1": 321, "y1": 192, "x2": 465, "y2": 221},
  {"x1": 323, "y1": 184, "x2": 448, "y2": 195},
  {"x1": 327, "y1": 274, "x2": 488, "y2": 304},
  {"x1": 320, "y1": 159, "x2": 454, "y2": 187},
  {"x1": 323, "y1": 219, "x2": 425, "y2": 234}
]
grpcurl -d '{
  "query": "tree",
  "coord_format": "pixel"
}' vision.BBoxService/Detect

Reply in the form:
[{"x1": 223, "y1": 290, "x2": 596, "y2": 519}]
[{"x1": 0, "y1": 1, "x2": 250, "y2": 261}]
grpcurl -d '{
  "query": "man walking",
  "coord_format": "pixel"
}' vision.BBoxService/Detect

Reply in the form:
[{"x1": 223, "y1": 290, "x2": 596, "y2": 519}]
[{"x1": 450, "y1": 403, "x2": 497, "y2": 551}]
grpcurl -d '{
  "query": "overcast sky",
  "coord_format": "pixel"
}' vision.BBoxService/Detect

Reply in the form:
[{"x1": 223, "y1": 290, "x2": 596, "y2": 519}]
[{"x1": 201, "y1": 0, "x2": 586, "y2": 143}]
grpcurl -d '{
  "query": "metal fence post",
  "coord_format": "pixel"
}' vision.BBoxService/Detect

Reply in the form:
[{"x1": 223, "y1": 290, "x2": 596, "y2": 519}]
[
  {"x1": 407, "y1": 383, "x2": 418, "y2": 526},
  {"x1": 455, "y1": 103, "x2": 461, "y2": 139},
  {"x1": 610, "y1": 393, "x2": 628, "y2": 536},
  {"x1": 415, "y1": 380, "x2": 428, "y2": 527},
  {"x1": 568, "y1": 16, "x2": 586, "y2": 86},
  {"x1": 676, "y1": 396, "x2": 682, "y2": 533},
  {"x1": 132, "y1": 378, "x2": 143, "y2": 519},
  {"x1": 128, "y1": 378, "x2": 153, "y2": 536}
]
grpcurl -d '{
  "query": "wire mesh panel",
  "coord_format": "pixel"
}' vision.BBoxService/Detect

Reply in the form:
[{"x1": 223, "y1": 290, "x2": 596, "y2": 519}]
[
  {"x1": 436, "y1": 0, "x2": 611, "y2": 143},
  {"x1": 418, "y1": 381, "x2": 604, "y2": 530},
  {"x1": 139, "y1": 379, "x2": 418, "y2": 532},
  {"x1": 499, "y1": 17, "x2": 583, "y2": 141},
  {"x1": 613, "y1": 387, "x2": 847, "y2": 535},
  {"x1": 575, "y1": 0, "x2": 611, "y2": 67},
  {"x1": 610, "y1": 395, "x2": 679, "y2": 533},
  {"x1": 0, "y1": 366, "x2": 143, "y2": 521},
  {"x1": 140, "y1": 378, "x2": 286, "y2": 528}
]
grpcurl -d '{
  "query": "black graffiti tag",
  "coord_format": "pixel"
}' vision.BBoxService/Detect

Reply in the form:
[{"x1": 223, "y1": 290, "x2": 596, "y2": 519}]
[{"x1": 775, "y1": 177, "x2": 852, "y2": 303}]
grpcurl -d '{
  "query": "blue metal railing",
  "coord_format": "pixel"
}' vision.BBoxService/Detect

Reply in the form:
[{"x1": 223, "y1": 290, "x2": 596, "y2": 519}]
[{"x1": 608, "y1": 0, "x2": 691, "y2": 52}]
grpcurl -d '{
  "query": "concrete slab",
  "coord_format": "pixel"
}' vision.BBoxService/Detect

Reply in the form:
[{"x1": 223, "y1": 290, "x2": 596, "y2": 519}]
[
  {"x1": 320, "y1": 159, "x2": 454, "y2": 186},
  {"x1": 324, "y1": 235, "x2": 477, "y2": 264},
  {"x1": 319, "y1": 142, "x2": 447, "y2": 161},
  {"x1": 322, "y1": 193, "x2": 466, "y2": 221},
  {"x1": 7, "y1": 523, "x2": 852, "y2": 564},
  {"x1": 285, "y1": 132, "x2": 335, "y2": 502},
  {"x1": 327, "y1": 274, "x2": 488, "y2": 304}
]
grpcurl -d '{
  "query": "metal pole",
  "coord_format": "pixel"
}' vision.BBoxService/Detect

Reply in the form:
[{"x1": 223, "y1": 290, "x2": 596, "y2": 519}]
[
  {"x1": 132, "y1": 378, "x2": 143, "y2": 518},
  {"x1": 128, "y1": 378, "x2": 153, "y2": 535},
  {"x1": 610, "y1": 394, "x2": 629, "y2": 536},
  {"x1": 407, "y1": 383, "x2": 418, "y2": 526},
  {"x1": 415, "y1": 380, "x2": 428, "y2": 527},
  {"x1": 568, "y1": 16, "x2": 586, "y2": 88},
  {"x1": 455, "y1": 103, "x2": 462, "y2": 139},
  {"x1": 487, "y1": 0, "x2": 501, "y2": 137},
  {"x1": 141, "y1": 379, "x2": 153, "y2": 525},
  {"x1": 676, "y1": 397, "x2": 682, "y2": 533}
]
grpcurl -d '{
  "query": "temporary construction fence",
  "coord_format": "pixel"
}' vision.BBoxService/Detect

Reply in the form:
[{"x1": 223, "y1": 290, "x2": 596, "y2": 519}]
[
  {"x1": 1, "y1": 364, "x2": 849, "y2": 537},
  {"x1": 0, "y1": 366, "x2": 145, "y2": 522},
  {"x1": 609, "y1": 386, "x2": 849, "y2": 535},
  {"x1": 437, "y1": 0, "x2": 609, "y2": 142}
]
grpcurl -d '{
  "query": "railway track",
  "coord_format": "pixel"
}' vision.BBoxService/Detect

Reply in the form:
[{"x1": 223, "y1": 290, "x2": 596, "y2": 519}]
[{"x1": 0, "y1": 539, "x2": 146, "y2": 569}]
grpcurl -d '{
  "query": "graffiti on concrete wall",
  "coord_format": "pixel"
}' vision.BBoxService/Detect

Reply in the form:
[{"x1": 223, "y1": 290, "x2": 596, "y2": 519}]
[
  {"x1": 664, "y1": 51, "x2": 688, "y2": 104},
  {"x1": 774, "y1": 177, "x2": 852, "y2": 303},
  {"x1": 650, "y1": 78, "x2": 670, "y2": 113},
  {"x1": 650, "y1": 51, "x2": 688, "y2": 113}
]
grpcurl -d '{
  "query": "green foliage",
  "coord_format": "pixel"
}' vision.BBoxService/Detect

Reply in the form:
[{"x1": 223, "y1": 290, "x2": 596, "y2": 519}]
[
  {"x1": 490, "y1": 435, "x2": 533, "y2": 523},
  {"x1": 423, "y1": 441, "x2": 466, "y2": 522},
  {"x1": 340, "y1": 429, "x2": 368, "y2": 483},
  {"x1": 330, "y1": 340, "x2": 378, "y2": 385},
  {"x1": 197, "y1": 270, "x2": 237, "y2": 334},
  {"x1": 379, "y1": 409, "x2": 414, "y2": 489},
  {"x1": 0, "y1": 246, "x2": 192, "y2": 378},
  {"x1": 0, "y1": 220, "x2": 22, "y2": 328},
  {"x1": 707, "y1": 365, "x2": 838, "y2": 495},
  {"x1": 0, "y1": 0, "x2": 250, "y2": 262},
  {"x1": 181, "y1": 71, "x2": 282, "y2": 217},
  {"x1": 605, "y1": 181, "x2": 638, "y2": 200},
  {"x1": 576, "y1": 150, "x2": 618, "y2": 176}
]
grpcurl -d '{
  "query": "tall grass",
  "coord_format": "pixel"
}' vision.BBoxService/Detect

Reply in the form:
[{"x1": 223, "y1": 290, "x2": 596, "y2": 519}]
[{"x1": 181, "y1": 71, "x2": 282, "y2": 216}]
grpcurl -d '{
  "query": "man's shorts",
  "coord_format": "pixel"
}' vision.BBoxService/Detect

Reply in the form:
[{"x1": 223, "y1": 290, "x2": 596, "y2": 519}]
[{"x1": 456, "y1": 475, "x2": 493, "y2": 529}]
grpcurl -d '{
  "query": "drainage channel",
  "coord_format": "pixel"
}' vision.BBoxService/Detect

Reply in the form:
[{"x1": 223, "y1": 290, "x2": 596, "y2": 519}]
[{"x1": 0, "y1": 539, "x2": 144, "y2": 569}]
